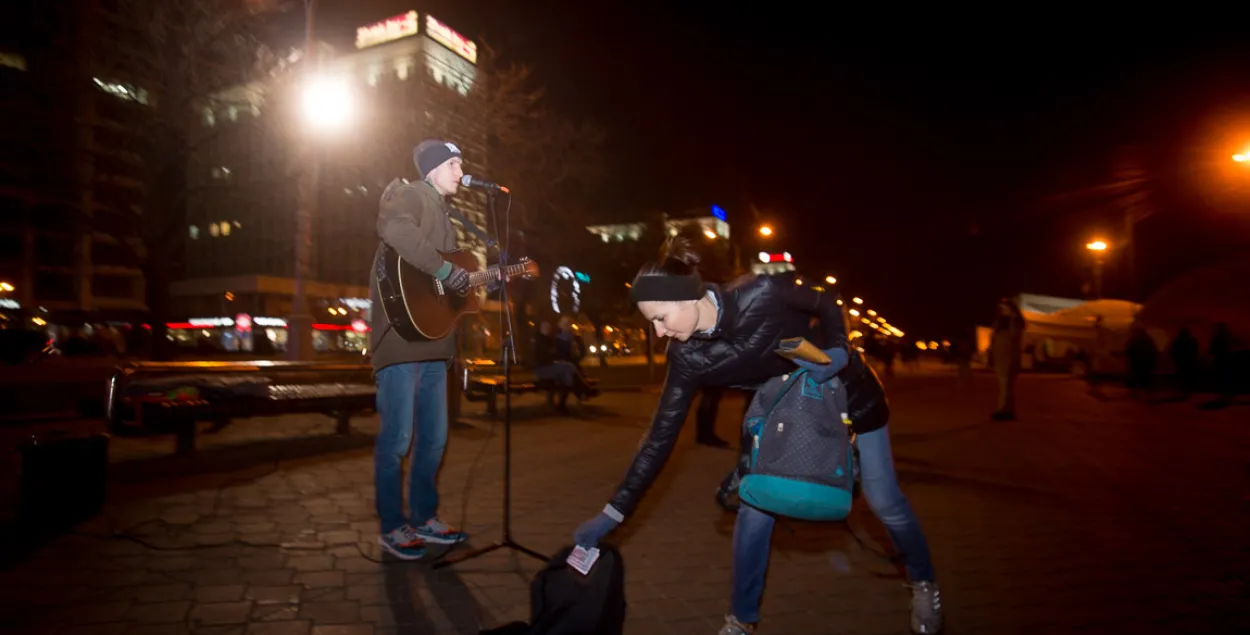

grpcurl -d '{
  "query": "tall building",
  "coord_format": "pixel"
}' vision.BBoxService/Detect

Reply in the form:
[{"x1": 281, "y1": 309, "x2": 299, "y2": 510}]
[
  {"x1": 171, "y1": 9, "x2": 491, "y2": 352},
  {"x1": 663, "y1": 204, "x2": 731, "y2": 241},
  {"x1": 0, "y1": 0, "x2": 147, "y2": 327}
]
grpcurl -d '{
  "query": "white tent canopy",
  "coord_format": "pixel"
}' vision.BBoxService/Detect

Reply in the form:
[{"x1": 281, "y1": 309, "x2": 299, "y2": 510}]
[{"x1": 978, "y1": 293, "x2": 1142, "y2": 371}]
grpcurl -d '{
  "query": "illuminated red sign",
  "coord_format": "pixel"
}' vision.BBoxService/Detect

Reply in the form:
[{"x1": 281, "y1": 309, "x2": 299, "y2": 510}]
[
  {"x1": 759, "y1": 252, "x2": 793, "y2": 263},
  {"x1": 356, "y1": 10, "x2": 419, "y2": 49},
  {"x1": 424, "y1": 14, "x2": 477, "y2": 65}
]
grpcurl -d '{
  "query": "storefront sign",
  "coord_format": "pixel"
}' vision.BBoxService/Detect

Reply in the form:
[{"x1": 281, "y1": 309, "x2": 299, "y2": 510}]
[
  {"x1": 424, "y1": 14, "x2": 477, "y2": 64},
  {"x1": 189, "y1": 317, "x2": 234, "y2": 327},
  {"x1": 356, "y1": 10, "x2": 419, "y2": 49},
  {"x1": 180, "y1": 316, "x2": 286, "y2": 329},
  {"x1": 339, "y1": 297, "x2": 372, "y2": 311}
]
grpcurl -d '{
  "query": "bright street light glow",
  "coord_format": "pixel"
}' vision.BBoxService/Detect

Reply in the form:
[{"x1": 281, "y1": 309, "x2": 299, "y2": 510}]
[
  {"x1": 1086, "y1": 240, "x2": 1108, "y2": 251},
  {"x1": 1234, "y1": 153, "x2": 1248, "y2": 163},
  {"x1": 302, "y1": 75, "x2": 354, "y2": 132},
  {"x1": 0, "y1": 282, "x2": 13, "y2": 292},
  {"x1": 758, "y1": 225, "x2": 773, "y2": 237},
  {"x1": 852, "y1": 297, "x2": 863, "y2": 305},
  {"x1": 825, "y1": 276, "x2": 837, "y2": 285},
  {"x1": 703, "y1": 229, "x2": 717, "y2": 240}
]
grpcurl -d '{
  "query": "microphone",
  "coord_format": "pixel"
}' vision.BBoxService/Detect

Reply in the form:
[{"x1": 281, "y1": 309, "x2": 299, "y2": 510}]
[{"x1": 460, "y1": 174, "x2": 510, "y2": 193}]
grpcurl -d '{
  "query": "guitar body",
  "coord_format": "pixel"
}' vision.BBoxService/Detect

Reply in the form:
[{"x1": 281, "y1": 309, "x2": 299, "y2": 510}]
[{"x1": 376, "y1": 245, "x2": 537, "y2": 342}]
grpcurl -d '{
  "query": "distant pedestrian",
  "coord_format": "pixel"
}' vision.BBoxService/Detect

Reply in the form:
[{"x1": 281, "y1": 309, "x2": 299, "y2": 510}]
[
  {"x1": 990, "y1": 297, "x2": 1024, "y2": 420},
  {"x1": 1168, "y1": 327, "x2": 1199, "y2": 397}
]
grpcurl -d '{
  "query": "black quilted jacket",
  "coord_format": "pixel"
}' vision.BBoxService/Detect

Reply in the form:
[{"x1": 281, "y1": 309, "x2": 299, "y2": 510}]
[{"x1": 606, "y1": 274, "x2": 887, "y2": 519}]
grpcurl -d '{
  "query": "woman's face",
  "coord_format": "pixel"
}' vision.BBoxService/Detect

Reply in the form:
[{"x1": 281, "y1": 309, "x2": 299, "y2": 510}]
[{"x1": 638, "y1": 300, "x2": 700, "y2": 341}]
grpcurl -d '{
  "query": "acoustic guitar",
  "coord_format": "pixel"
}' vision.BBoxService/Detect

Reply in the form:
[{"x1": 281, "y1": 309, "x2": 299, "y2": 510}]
[{"x1": 377, "y1": 245, "x2": 539, "y2": 341}]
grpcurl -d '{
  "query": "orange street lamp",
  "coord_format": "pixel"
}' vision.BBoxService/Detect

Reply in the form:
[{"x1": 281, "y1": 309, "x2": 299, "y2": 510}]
[{"x1": 1086, "y1": 239, "x2": 1109, "y2": 298}]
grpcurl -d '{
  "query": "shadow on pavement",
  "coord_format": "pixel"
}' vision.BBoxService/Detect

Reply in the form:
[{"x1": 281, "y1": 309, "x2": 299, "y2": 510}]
[{"x1": 382, "y1": 556, "x2": 494, "y2": 634}]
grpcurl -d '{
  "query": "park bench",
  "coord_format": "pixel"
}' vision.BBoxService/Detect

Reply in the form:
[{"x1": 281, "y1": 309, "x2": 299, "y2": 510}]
[
  {"x1": 105, "y1": 360, "x2": 378, "y2": 455},
  {"x1": 462, "y1": 363, "x2": 599, "y2": 417}
]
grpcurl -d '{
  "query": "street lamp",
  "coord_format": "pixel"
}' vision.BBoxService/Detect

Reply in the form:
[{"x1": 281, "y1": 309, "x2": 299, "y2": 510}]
[
  {"x1": 825, "y1": 275, "x2": 837, "y2": 285},
  {"x1": 1086, "y1": 239, "x2": 1109, "y2": 299},
  {"x1": 0, "y1": 282, "x2": 13, "y2": 292},
  {"x1": 288, "y1": 72, "x2": 354, "y2": 360},
  {"x1": 1233, "y1": 153, "x2": 1248, "y2": 163},
  {"x1": 301, "y1": 75, "x2": 355, "y2": 132},
  {"x1": 758, "y1": 225, "x2": 773, "y2": 237}
]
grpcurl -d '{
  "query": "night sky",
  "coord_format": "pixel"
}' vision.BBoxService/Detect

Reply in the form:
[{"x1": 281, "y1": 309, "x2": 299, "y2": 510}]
[{"x1": 314, "y1": 3, "x2": 1250, "y2": 337}]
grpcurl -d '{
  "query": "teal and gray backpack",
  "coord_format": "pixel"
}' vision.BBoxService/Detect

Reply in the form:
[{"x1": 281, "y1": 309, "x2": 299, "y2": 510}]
[{"x1": 738, "y1": 369, "x2": 855, "y2": 521}]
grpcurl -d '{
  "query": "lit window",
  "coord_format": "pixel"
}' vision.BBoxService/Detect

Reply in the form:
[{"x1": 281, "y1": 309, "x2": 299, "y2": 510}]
[
  {"x1": 219, "y1": 222, "x2": 231, "y2": 237},
  {"x1": 189, "y1": 225, "x2": 200, "y2": 240},
  {"x1": 209, "y1": 223, "x2": 220, "y2": 237}
]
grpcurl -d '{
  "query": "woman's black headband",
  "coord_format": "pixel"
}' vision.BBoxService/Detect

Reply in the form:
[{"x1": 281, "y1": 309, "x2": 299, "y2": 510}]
[{"x1": 629, "y1": 274, "x2": 703, "y2": 302}]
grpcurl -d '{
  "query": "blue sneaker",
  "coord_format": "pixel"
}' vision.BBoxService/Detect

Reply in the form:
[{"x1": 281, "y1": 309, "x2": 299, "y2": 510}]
[
  {"x1": 378, "y1": 525, "x2": 427, "y2": 560},
  {"x1": 413, "y1": 518, "x2": 468, "y2": 545}
]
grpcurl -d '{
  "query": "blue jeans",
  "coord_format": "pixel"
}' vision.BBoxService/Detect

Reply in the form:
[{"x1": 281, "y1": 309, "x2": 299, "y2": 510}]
[
  {"x1": 374, "y1": 361, "x2": 449, "y2": 534},
  {"x1": 731, "y1": 424, "x2": 935, "y2": 623}
]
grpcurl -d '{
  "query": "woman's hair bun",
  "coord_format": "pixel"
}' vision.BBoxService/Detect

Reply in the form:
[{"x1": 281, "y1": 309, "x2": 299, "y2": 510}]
[{"x1": 659, "y1": 235, "x2": 701, "y2": 268}]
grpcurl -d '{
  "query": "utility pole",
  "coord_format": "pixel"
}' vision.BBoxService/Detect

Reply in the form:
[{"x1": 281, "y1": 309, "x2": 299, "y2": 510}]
[{"x1": 287, "y1": 0, "x2": 318, "y2": 360}]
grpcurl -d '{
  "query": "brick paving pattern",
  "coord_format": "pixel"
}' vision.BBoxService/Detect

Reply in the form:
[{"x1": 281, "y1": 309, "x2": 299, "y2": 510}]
[{"x1": 2, "y1": 368, "x2": 1248, "y2": 634}]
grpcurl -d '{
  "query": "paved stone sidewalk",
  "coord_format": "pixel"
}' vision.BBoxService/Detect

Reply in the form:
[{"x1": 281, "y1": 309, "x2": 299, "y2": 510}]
[{"x1": 2, "y1": 372, "x2": 1248, "y2": 634}]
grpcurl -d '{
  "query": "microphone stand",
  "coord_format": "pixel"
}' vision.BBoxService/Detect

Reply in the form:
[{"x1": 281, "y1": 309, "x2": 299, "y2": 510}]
[{"x1": 435, "y1": 188, "x2": 547, "y2": 569}]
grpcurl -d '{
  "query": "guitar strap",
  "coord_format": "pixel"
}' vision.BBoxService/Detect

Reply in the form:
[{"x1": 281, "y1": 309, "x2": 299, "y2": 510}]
[{"x1": 447, "y1": 205, "x2": 498, "y2": 251}]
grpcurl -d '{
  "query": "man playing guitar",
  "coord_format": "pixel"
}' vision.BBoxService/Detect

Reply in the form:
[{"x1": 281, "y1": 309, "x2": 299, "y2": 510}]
[{"x1": 368, "y1": 139, "x2": 476, "y2": 559}]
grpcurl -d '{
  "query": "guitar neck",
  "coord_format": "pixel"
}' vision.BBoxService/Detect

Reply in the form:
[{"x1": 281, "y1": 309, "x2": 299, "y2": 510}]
[{"x1": 469, "y1": 262, "x2": 527, "y2": 287}]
